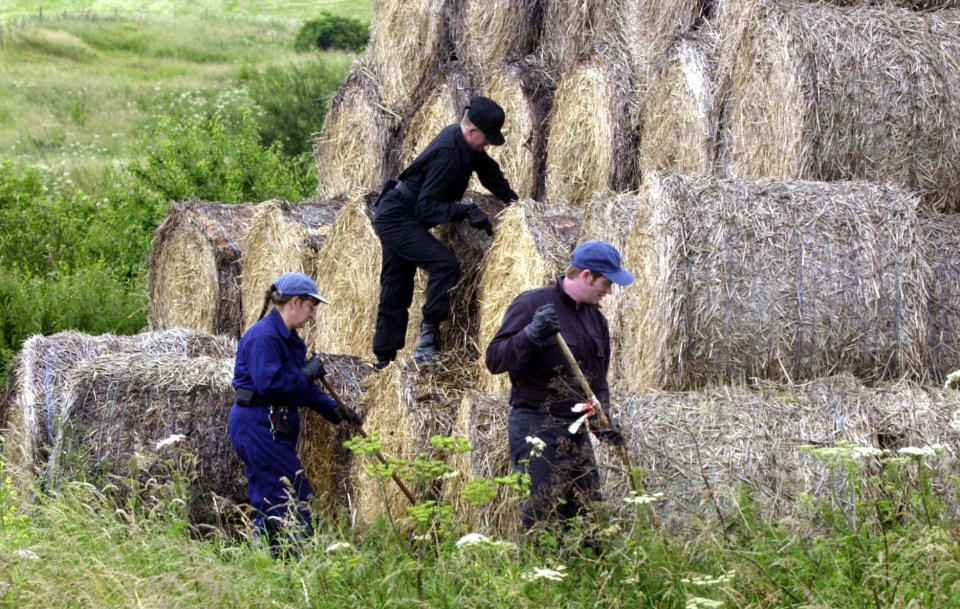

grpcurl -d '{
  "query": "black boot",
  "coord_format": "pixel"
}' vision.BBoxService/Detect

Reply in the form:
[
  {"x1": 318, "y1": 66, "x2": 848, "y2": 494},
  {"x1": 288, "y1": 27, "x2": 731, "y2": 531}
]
[{"x1": 414, "y1": 322, "x2": 440, "y2": 363}]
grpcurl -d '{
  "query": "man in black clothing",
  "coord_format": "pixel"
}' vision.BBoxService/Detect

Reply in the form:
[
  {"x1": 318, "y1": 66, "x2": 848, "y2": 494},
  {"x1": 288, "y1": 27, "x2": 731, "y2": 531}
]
[
  {"x1": 485, "y1": 241, "x2": 634, "y2": 531},
  {"x1": 373, "y1": 96, "x2": 519, "y2": 369}
]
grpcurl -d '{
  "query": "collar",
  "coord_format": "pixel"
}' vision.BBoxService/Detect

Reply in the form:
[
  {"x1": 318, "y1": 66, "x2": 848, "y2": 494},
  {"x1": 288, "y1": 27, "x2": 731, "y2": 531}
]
[
  {"x1": 554, "y1": 277, "x2": 580, "y2": 310},
  {"x1": 266, "y1": 308, "x2": 293, "y2": 339},
  {"x1": 452, "y1": 124, "x2": 476, "y2": 164}
]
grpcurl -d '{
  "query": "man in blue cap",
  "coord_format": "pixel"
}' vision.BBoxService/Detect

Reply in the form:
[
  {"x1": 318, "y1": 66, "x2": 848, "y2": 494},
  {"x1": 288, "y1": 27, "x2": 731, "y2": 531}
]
[
  {"x1": 485, "y1": 241, "x2": 633, "y2": 534},
  {"x1": 373, "y1": 95, "x2": 519, "y2": 370}
]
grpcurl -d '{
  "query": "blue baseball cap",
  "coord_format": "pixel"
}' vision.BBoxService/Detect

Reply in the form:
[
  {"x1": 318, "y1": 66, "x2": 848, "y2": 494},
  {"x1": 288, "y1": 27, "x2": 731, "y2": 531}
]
[
  {"x1": 570, "y1": 241, "x2": 634, "y2": 286},
  {"x1": 273, "y1": 272, "x2": 330, "y2": 304}
]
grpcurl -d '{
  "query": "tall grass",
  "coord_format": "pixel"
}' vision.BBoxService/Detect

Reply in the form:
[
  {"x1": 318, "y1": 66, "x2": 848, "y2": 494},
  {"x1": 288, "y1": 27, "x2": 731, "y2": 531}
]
[{"x1": 0, "y1": 0, "x2": 373, "y2": 22}]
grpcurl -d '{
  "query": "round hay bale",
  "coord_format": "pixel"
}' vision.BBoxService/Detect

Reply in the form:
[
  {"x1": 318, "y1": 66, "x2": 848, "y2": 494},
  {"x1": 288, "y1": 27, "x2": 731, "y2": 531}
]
[
  {"x1": 540, "y1": 0, "x2": 620, "y2": 75},
  {"x1": 390, "y1": 63, "x2": 472, "y2": 177},
  {"x1": 444, "y1": 390, "x2": 520, "y2": 540},
  {"x1": 449, "y1": 0, "x2": 541, "y2": 80},
  {"x1": 48, "y1": 354, "x2": 244, "y2": 526},
  {"x1": 725, "y1": 2, "x2": 960, "y2": 212},
  {"x1": 619, "y1": 172, "x2": 929, "y2": 392},
  {"x1": 475, "y1": 199, "x2": 582, "y2": 392},
  {"x1": 351, "y1": 356, "x2": 464, "y2": 528},
  {"x1": 619, "y1": 0, "x2": 708, "y2": 87},
  {"x1": 297, "y1": 353, "x2": 373, "y2": 517},
  {"x1": 365, "y1": 0, "x2": 448, "y2": 117},
  {"x1": 314, "y1": 66, "x2": 392, "y2": 199},
  {"x1": 471, "y1": 62, "x2": 550, "y2": 200},
  {"x1": 920, "y1": 214, "x2": 960, "y2": 383},
  {"x1": 239, "y1": 197, "x2": 344, "y2": 331},
  {"x1": 641, "y1": 33, "x2": 724, "y2": 177},
  {"x1": 3, "y1": 329, "x2": 236, "y2": 495},
  {"x1": 543, "y1": 48, "x2": 640, "y2": 210},
  {"x1": 148, "y1": 200, "x2": 257, "y2": 338}
]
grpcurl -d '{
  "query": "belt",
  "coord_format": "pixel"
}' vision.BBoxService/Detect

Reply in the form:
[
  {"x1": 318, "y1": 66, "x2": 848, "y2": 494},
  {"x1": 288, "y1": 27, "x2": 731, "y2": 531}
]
[
  {"x1": 394, "y1": 180, "x2": 417, "y2": 205},
  {"x1": 234, "y1": 387, "x2": 267, "y2": 407}
]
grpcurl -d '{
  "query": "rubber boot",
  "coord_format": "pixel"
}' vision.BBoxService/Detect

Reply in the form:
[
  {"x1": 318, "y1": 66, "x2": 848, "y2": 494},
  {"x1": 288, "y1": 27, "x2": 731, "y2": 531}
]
[{"x1": 413, "y1": 322, "x2": 440, "y2": 363}]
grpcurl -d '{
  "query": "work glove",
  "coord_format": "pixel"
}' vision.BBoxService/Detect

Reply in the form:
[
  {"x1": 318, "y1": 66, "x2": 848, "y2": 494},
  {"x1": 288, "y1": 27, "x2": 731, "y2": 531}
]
[
  {"x1": 465, "y1": 204, "x2": 494, "y2": 235},
  {"x1": 342, "y1": 404, "x2": 363, "y2": 426},
  {"x1": 303, "y1": 355, "x2": 326, "y2": 382},
  {"x1": 591, "y1": 417, "x2": 625, "y2": 448},
  {"x1": 523, "y1": 303, "x2": 561, "y2": 348}
]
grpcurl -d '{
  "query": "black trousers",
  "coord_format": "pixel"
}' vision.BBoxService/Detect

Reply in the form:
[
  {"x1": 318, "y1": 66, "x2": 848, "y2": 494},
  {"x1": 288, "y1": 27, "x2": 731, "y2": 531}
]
[
  {"x1": 508, "y1": 407, "x2": 601, "y2": 530},
  {"x1": 372, "y1": 217, "x2": 459, "y2": 361}
]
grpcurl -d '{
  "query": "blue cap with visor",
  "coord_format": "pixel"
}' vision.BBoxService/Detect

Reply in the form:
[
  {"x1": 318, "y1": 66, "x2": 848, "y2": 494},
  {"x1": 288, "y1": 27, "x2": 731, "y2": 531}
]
[
  {"x1": 570, "y1": 241, "x2": 634, "y2": 286},
  {"x1": 273, "y1": 272, "x2": 330, "y2": 304}
]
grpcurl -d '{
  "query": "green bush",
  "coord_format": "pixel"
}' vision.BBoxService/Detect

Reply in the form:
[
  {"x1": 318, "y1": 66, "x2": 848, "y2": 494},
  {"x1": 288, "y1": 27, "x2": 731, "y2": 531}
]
[
  {"x1": 239, "y1": 57, "x2": 352, "y2": 158},
  {"x1": 294, "y1": 13, "x2": 369, "y2": 53}
]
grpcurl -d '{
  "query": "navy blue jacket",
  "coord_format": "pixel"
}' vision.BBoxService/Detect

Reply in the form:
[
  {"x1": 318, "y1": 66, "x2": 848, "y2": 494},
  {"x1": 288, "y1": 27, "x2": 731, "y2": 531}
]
[
  {"x1": 485, "y1": 278, "x2": 611, "y2": 419},
  {"x1": 233, "y1": 309, "x2": 339, "y2": 419}
]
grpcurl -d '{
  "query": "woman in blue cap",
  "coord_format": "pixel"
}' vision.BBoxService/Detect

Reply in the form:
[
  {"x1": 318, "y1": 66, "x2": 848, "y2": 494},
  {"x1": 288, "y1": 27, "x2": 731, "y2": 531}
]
[{"x1": 229, "y1": 271, "x2": 360, "y2": 554}]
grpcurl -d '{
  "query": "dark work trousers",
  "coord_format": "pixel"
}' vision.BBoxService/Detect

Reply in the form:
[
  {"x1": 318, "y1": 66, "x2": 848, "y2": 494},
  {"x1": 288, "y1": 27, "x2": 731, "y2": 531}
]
[
  {"x1": 229, "y1": 403, "x2": 315, "y2": 552},
  {"x1": 508, "y1": 407, "x2": 601, "y2": 530},
  {"x1": 372, "y1": 217, "x2": 460, "y2": 361}
]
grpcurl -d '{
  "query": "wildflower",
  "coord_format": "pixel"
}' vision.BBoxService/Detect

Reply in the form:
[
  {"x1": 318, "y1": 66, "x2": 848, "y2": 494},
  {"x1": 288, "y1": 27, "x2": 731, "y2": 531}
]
[
  {"x1": 525, "y1": 436, "x2": 546, "y2": 458},
  {"x1": 456, "y1": 533, "x2": 491, "y2": 548},
  {"x1": 945, "y1": 369, "x2": 960, "y2": 390},
  {"x1": 521, "y1": 565, "x2": 567, "y2": 582},
  {"x1": 624, "y1": 492, "x2": 664, "y2": 506},
  {"x1": 14, "y1": 550, "x2": 40, "y2": 561},
  {"x1": 686, "y1": 598, "x2": 723, "y2": 609},
  {"x1": 898, "y1": 445, "x2": 944, "y2": 458},
  {"x1": 155, "y1": 434, "x2": 186, "y2": 450},
  {"x1": 325, "y1": 542, "x2": 352, "y2": 553},
  {"x1": 682, "y1": 571, "x2": 736, "y2": 586}
]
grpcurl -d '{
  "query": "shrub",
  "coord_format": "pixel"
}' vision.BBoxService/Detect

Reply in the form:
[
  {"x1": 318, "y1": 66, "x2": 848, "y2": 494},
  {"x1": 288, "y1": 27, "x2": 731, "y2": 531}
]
[{"x1": 294, "y1": 13, "x2": 369, "y2": 53}]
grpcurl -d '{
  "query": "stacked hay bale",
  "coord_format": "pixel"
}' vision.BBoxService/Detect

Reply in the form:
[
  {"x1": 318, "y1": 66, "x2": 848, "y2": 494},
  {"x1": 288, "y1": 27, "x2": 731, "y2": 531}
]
[
  {"x1": 619, "y1": 0, "x2": 709, "y2": 87},
  {"x1": 314, "y1": 66, "x2": 393, "y2": 199},
  {"x1": 540, "y1": 0, "x2": 621, "y2": 75},
  {"x1": 619, "y1": 172, "x2": 928, "y2": 392},
  {"x1": 920, "y1": 215, "x2": 960, "y2": 383},
  {"x1": 3, "y1": 330, "x2": 236, "y2": 495},
  {"x1": 449, "y1": 0, "x2": 541, "y2": 83},
  {"x1": 475, "y1": 199, "x2": 582, "y2": 392},
  {"x1": 148, "y1": 200, "x2": 256, "y2": 338},
  {"x1": 47, "y1": 354, "x2": 242, "y2": 525},
  {"x1": 239, "y1": 197, "x2": 343, "y2": 330},
  {"x1": 543, "y1": 46, "x2": 640, "y2": 210},
  {"x1": 724, "y1": 2, "x2": 960, "y2": 212}
]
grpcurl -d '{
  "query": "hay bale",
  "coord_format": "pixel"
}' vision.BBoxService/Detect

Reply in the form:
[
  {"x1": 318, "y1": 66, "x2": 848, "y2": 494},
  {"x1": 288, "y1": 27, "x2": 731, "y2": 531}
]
[
  {"x1": 444, "y1": 390, "x2": 520, "y2": 539},
  {"x1": 641, "y1": 33, "x2": 724, "y2": 177},
  {"x1": 449, "y1": 0, "x2": 541, "y2": 81},
  {"x1": 475, "y1": 199, "x2": 582, "y2": 392},
  {"x1": 540, "y1": 0, "x2": 620, "y2": 75},
  {"x1": 239, "y1": 197, "x2": 344, "y2": 330},
  {"x1": 351, "y1": 356, "x2": 464, "y2": 528},
  {"x1": 725, "y1": 2, "x2": 960, "y2": 212},
  {"x1": 3, "y1": 329, "x2": 236, "y2": 495},
  {"x1": 148, "y1": 200, "x2": 257, "y2": 338},
  {"x1": 365, "y1": 0, "x2": 448, "y2": 117},
  {"x1": 619, "y1": 172, "x2": 928, "y2": 392},
  {"x1": 619, "y1": 0, "x2": 709, "y2": 87},
  {"x1": 920, "y1": 214, "x2": 960, "y2": 383},
  {"x1": 314, "y1": 66, "x2": 392, "y2": 199},
  {"x1": 543, "y1": 48, "x2": 640, "y2": 210},
  {"x1": 47, "y1": 354, "x2": 243, "y2": 525},
  {"x1": 471, "y1": 62, "x2": 550, "y2": 200}
]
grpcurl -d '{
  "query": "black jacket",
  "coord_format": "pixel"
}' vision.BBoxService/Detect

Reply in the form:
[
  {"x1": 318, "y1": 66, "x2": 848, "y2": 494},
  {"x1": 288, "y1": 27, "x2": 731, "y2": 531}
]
[
  {"x1": 485, "y1": 278, "x2": 611, "y2": 419},
  {"x1": 375, "y1": 124, "x2": 518, "y2": 227}
]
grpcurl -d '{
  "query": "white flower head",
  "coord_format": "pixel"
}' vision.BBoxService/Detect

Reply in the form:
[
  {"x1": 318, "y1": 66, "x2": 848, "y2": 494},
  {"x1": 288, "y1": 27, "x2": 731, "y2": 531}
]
[
  {"x1": 945, "y1": 369, "x2": 960, "y2": 390},
  {"x1": 624, "y1": 492, "x2": 664, "y2": 506},
  {"x1": 521, "y1": 565, "x2": 567, "y2": 582},
  {"x1": 155, "y1": 434, "x2": 186, "y2": 451},
  {"x1": 898, "y1": 445, "x2": 944, "y2": 459},
  {"x1": 525, "y1": 436, "x2": 546, "y2": 458},
  {"x1": 456, "y1": 533, "x2": 491, "y2": 548},
  {"x1": 14, "y1": 549, "x2": 40, "y2": 561},
  {"x1": 325, "y1": 542, "x2": 353, "y2": 553},
  {"x1": 686, "y1": 598, "x2": 724, "y2": 609}
]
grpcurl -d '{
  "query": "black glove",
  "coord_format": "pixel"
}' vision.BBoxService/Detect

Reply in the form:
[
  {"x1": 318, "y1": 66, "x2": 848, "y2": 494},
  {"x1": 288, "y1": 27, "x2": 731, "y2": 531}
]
[
  {"x1": 465, "y1": 204, "x2": 493, "y2": 235},
  {"x1": 523, "y1": 304, "x2": 561, "y2": 348},
  {"x1": 303, "y1": 355, "x2": 326, "y2": 383},
  {"x1": 342, "y1": 404, "x2": 363, "y2": 426},
  {"x1": 592, "y1": 417, "x2": 625, "y2": 448}
]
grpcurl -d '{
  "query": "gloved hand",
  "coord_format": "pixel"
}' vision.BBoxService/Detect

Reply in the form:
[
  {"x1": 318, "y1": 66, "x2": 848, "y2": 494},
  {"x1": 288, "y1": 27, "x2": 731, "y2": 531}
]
[
  {"x1": 342, "y1": 404, "x2": 363, "y2": 426},
  {"x1": 523, "y1": 303, "x2": 561, "y2": 348},
  {"x1": 303, "y1": 355, "x2": 326, "y2": 382},
  {"x1": 465, "y1": 204, "x2": 493, "y2": 235},
  {"x1": 591, "y1": 417, "x2": 625, "y2": 448}
]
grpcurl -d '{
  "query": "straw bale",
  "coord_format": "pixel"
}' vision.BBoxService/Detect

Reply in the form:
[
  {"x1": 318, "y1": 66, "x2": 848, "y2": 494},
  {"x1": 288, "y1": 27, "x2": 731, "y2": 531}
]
[
  {"x1": 148, "y1": 200, "x2": 257, "y2": 338},
  {"x1": 725, "y1": 2, "x2": 960, "y2": 212},
  {"x1": 365, "y1": 0, "x2": 449, "y2": 117},
  {"x1": 314, "y1": 66, "x2": 392, "y2": 200},
  {"x1": 543, "y1": 48, "x2": 640, "y2": 210},
  {"x1": 470, "y1": 62, "x2": 550, "y2": 200},
  {"x1": 641, "y1": 33, "x2": 724, "y2": 177},
  {"x1": 3, "y1": 330, "x2": 236, "y2": 495},
  {"x1": 448, "y1": 0, "x2": 541, "y2": 81},
  {"x1": 540, "y1": 0, "x2": 621, "y2": 75},
  {"x1": 920, "y1": 214, "x2": 960, "y2": 383},
  {"x1": 351, "y1": 355, "x2": 464, "y2": 528},
  {"x1": 444, "y1": 390, "x2": 521, "y2": 539},
  {"x1": 239, "y1": 197, "x2": 344, "y2": 330},
  {"x1": 475, "y1": 199, "x2": 582, "y2": 392},
  {"x1": 47, "y1": 354, "x2": 243, "y2": 525},
  {"x1": 619, "y1": 172, "x2": 928, "y2": 393},
  {"x1": 619, "y1": 0, "x2": 710, "y2": 87},
  {"x1": 296, "y1": 354, "x2": 373, "y2": 517},
  {"x1": 390, "y1": 63, "x2": 472, "y2": 177}
]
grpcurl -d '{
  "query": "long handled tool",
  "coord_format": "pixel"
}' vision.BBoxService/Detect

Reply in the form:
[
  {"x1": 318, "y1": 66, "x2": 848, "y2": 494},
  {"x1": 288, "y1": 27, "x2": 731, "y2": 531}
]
[
  {"x1": 554, "y1": 333, "x2": 661, "y2": 527},
  {"x1": 318, "y1": 374, "x2": 417, "y2": 506}
]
